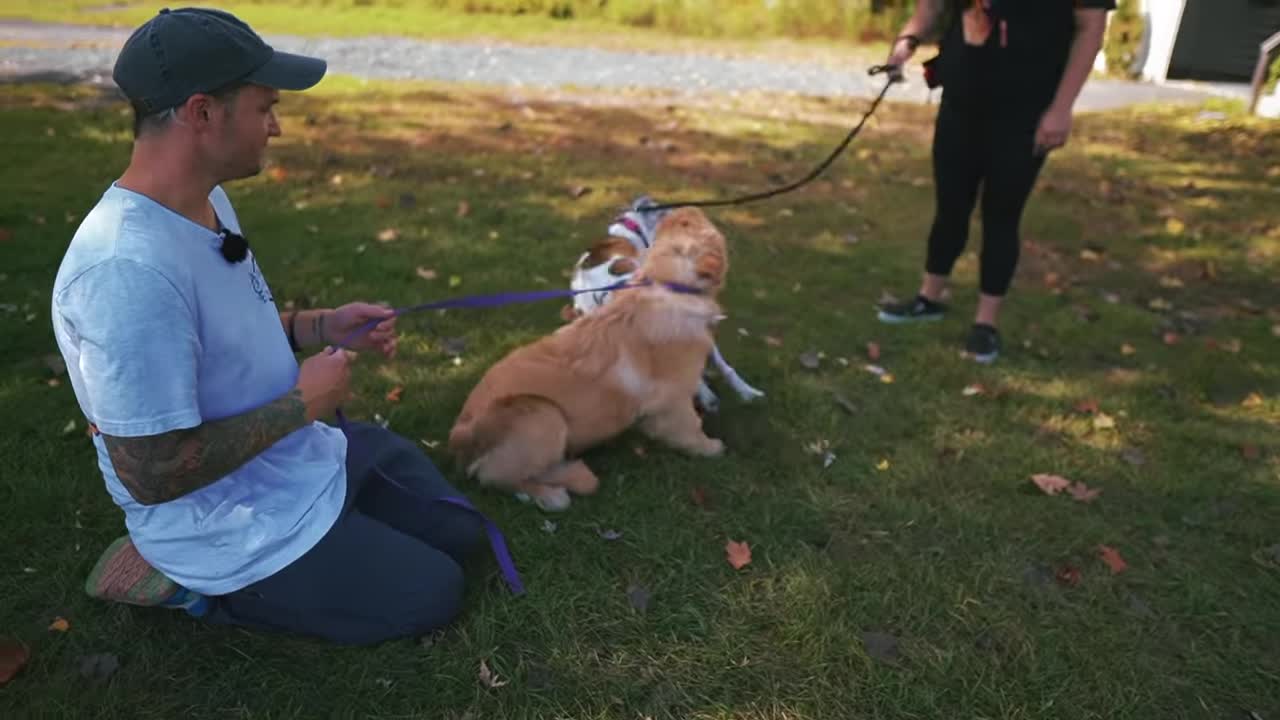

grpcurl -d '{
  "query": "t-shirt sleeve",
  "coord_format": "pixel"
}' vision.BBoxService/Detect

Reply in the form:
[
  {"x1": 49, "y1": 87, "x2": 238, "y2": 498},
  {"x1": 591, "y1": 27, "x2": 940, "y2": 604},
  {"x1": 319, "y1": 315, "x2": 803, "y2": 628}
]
[
  {"x1": 57, "y1": 258, "x2": 203, "y2": 437},
  {"x1": 1075, "y1": 0, "x2": 1117, "y2": 9}
]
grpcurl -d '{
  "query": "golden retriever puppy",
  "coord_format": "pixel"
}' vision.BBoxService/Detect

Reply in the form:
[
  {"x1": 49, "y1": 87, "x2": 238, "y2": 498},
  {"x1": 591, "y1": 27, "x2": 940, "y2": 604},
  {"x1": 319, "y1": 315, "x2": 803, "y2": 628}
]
[{"x1": 448, "y1": 206, "x2": 729, "y2": 511}]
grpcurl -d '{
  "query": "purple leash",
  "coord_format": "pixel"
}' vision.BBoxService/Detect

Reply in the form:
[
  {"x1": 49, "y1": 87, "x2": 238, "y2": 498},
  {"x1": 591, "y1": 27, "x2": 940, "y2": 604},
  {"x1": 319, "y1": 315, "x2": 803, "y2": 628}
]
[{"x1": 327, "y1": 277, "x2": 701, "y2": 596}]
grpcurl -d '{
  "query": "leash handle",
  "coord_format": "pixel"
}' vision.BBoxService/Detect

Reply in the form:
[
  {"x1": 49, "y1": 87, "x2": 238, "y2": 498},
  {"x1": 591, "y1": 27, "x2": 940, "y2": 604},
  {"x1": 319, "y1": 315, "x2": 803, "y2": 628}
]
[{"x1": 638, "y1": 69, "x2": 900, "y2": 214}]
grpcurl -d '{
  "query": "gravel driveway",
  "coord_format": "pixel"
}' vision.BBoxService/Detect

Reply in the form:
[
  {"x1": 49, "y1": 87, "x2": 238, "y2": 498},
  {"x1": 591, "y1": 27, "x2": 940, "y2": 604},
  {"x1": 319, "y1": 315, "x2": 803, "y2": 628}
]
[{"x1": 0, "y1": 19, "x2": 1227, "y2": 111}]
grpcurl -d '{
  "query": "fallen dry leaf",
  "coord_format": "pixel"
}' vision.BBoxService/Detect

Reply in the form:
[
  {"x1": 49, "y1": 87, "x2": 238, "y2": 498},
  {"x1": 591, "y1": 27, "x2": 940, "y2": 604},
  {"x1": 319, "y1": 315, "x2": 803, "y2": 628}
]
[
  {"x1": 266, "y1": 166, "x2": 288, "y2": 182},
  {"x1": 1242, "y1": 444, "x2": 1261, "y2": 460},
  {"x1": 0, "y1": 228, "x2": 12, "y2": 243},
  {"x1": 963, "y1": 384, "x2": 985, "y2": 397},
  {"x1": 1158, "y1": 275, "x2": 1185, "y2": 289},
  {"x1": 375, "y1": 195, "x2": 392, "y2": 209},
  {"x1": 798, "y1": 351, "x2": 821, "y2": 370},
  {"x1": 478, "y1": 659, "x2": 508, "y2": 689},
  {"x1": 1121, "y1": 343, "x2": 1137, "y2": 356},
  {"x1": 1242, "y1": 392, "x2": 1264, "y2": 408},
  {"x1": 376, "y1": 227, "x2": 399, "y2": 243},
  {"x1": 0, "y1": 638, "x2": 29, "y2": 686},
  {"x1": 875, "y1": 459, "x2": 890, "y2": 471},
  {"x1": 690, "y1": 486, "x2": 710, "y2": 509},
  {"x1": 625, "y1": 584, "x2": 651, "y2": 612},
  {"x1": 48, "y1": 617, "x2": 69, "y2": 632},
  {"x1": 456, "y1": 201, "x2": 471, "y2": 218},
  {"x1": 1162, "y1": 331, "x2": 1181, "y2": 346},
  {"x1": 726, "y1": 540, "x2": 752, "y2": 570},
  {"x1": 385, "y1": 386, "x2": 403, "y2": 403},
  {"x1": 832, "y1": 393, "x2": 858, "y2": 415},
  {"x1": 1121, "y1": 448, "x2": 1146, "y2": 466},
  {"x1": 866, "y1": 342, "x2": 881, "y2": 361},
  {"x1": 569, "y1": 185, "x2": 592, "y2": 198},
  {"x1": 763, "y1": 335, "x2": 783, "y2": 348},
  {"x1": 1093, "y1": 413, "x2": 1117, "y2": 430},
  {"x1": 1056, "y1": 564, "x2": 1082, "y2": 587},
  {"x1": 1074, "y1": 398, "x2": 1100, "y2": 414},
  {"x1": 1098, "y1": 545, "x2": 1128, "y2": 574},
  {"x1": 1032, "y1": 474, "x2": 1071, "y2": 496},
  {"x1": 415, "y1": 267, "x2": 438, "y2": 281},
  {"x1": 1165, "y1": 218, "x2": 1186, "y2": 235},
  {"x1": 1068, "y1": 482, "x2": 1102, "y2": 503},
  {"x1": 861, "y1": 631, "x2": 900, "y2": 663},
  {"x1": 77, "y1": 653, "x2": 120, "y2": 682}
]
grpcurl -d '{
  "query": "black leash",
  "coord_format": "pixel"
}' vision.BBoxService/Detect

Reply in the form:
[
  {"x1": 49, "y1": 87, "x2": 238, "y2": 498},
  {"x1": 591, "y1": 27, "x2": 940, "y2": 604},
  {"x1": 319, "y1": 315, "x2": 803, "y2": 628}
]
[{"x1": 638, "y1": 64, "x2": 902, "y2": 214}]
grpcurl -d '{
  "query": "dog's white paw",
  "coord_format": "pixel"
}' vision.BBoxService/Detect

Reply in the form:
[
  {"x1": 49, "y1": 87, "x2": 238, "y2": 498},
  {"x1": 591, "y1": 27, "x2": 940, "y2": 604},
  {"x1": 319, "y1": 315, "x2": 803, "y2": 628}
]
[
  {"x1": 696, "y1": 438, "x2": 726, "y2": 457},
  {"x1": 695, "y1": 383, "x2": 721, "y2": 414},
  {"x1": 533, "y1": 487, "x2": 572, "y2": 512}
]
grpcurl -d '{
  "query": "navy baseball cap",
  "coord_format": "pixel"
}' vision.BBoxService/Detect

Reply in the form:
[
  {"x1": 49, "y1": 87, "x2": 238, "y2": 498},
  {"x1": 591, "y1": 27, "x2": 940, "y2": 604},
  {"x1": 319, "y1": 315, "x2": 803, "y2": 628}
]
[{"x1": 112, "y1": 7, "x2": 327, "y2": 114}]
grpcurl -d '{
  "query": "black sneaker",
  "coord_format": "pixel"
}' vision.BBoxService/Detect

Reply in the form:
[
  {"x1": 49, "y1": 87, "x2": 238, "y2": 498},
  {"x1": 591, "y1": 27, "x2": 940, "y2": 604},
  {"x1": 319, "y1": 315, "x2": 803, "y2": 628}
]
[
  {"x1": 965, "y1": 323, "x2": 1001, "y2": 364},
  {"x1": 877, "y1": 294, "x2": 947, "y2": 324}
]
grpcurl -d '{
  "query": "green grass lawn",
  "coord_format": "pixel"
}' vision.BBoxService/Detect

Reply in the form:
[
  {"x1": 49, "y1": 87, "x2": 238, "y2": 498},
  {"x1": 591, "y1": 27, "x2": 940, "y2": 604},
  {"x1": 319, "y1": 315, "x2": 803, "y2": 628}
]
[{"x1": 1, "y1": 75, "x2": 1278, "y2": 719}]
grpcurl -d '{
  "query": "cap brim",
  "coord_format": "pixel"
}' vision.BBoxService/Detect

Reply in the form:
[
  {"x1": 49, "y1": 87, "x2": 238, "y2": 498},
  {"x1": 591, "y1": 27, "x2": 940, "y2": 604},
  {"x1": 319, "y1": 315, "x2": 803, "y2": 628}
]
[{"x1": 245, "y1": 50, "x2": 327, "y2": 91}]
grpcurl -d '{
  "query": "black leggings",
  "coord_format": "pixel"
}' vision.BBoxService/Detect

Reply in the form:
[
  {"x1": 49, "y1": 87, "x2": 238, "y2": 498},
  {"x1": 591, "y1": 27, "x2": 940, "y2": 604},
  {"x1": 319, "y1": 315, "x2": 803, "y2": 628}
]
[{"x1": 924, "y1": 94, "x2": 1048, "y2": 297}]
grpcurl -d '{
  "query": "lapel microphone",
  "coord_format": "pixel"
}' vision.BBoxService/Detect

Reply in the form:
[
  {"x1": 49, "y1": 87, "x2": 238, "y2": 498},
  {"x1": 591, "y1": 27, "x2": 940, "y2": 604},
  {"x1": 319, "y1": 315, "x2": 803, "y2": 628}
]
[{"x1": 219, "y1": 228, "x2": 249, "y2": 263}]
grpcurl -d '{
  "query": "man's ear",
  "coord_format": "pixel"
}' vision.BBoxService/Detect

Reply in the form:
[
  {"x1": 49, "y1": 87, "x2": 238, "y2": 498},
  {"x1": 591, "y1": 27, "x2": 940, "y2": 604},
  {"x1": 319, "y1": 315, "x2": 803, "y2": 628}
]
[{"x1": 179, "y1": 94, "x2": 213, "y2": 126}]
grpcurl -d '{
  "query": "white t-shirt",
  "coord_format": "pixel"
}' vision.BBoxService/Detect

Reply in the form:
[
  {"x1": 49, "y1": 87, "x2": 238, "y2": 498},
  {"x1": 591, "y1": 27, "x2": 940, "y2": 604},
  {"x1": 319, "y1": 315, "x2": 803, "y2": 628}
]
[{"x1": 51, "y1": 183, "x2": 346, "y2": 595}]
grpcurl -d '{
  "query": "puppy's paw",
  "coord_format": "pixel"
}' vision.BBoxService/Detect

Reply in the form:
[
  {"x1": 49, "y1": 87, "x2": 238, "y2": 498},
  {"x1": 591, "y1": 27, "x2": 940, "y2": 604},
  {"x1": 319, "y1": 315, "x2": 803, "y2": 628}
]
[
  {"x1": 694, "y1": 384, "x2": 720, "y2": 414},
  {"x1": 533, "y1": 486, "x2": 572, "y2": 512},
  {"x1": 692, "y1": 438, "x2": 726, "y2": 458}
]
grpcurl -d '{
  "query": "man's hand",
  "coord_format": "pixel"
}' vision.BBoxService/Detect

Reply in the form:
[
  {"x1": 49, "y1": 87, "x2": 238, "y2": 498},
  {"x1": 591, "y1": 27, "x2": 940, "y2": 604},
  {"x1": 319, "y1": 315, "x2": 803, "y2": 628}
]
[
  {"x1": 296, "y1": 347, "x2": 356, "y2": 422},
  {"x1": 1034, "y1": 103, "x2": 1073, "y2": 155},
  {"x1": 328, "y1": 302, "x2": 398, "y2": 358}
]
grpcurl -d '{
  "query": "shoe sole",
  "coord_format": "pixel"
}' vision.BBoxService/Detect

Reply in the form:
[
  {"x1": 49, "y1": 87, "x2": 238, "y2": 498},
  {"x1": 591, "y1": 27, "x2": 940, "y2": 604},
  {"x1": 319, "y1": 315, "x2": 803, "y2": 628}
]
[
  {"x1": 877, "y1": 311, "x2": 945, "y2": 325},
  {"x1": 969, "y1": 350, "x2": 999, "y2": 364}
]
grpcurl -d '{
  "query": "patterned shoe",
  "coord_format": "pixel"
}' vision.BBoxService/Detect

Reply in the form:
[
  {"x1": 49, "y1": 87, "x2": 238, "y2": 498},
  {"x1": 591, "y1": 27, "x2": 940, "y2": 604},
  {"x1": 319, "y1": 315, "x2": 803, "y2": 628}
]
[{"x1": 877, "y1": 294, "x2": 947, "y2": 324}]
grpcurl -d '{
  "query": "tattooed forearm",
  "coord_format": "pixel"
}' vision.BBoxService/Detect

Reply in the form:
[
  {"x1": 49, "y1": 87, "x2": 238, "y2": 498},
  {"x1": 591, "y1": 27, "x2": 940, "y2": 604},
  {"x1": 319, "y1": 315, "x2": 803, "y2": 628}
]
[{"x1": 102, "y1": 389, "x2": 309, "y2": 506}]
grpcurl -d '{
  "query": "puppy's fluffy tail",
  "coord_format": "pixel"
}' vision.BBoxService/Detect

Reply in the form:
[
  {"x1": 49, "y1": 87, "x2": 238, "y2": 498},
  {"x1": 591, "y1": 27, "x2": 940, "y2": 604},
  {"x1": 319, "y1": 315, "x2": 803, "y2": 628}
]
[{"x1": 448, "y1": 394, "x2": 569, "y2": 491}]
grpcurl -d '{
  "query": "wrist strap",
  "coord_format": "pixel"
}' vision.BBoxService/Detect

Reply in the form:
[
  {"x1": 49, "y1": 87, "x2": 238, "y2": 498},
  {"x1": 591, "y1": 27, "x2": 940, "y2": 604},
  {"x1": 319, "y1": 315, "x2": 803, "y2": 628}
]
[{"x1": 287, "y1": 310, "x2": 302, "y2": 352}]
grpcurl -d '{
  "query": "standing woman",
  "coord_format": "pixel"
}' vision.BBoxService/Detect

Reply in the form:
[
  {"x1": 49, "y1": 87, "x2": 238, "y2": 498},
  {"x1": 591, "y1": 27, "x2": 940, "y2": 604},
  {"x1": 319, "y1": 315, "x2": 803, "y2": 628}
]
[{"x1": 875, "y1": 0, "x2": 1113, "y2": 363}]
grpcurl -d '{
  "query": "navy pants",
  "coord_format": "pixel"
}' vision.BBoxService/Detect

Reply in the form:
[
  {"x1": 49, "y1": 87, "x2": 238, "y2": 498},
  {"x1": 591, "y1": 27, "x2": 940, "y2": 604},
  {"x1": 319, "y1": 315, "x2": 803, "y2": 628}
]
[{"x1": 203, "y1": 422, "x2": 485, "y2": 645}]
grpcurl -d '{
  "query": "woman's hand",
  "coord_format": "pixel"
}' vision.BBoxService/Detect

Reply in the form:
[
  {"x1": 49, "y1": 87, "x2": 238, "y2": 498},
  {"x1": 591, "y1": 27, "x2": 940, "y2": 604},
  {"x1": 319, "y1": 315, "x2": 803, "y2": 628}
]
[
  {"x1": 1034, "y1": 103, "x2": 1073, "y2": 155},
  {"x1": 883, "y1": 36, "x2": 918, "y2": 81}
]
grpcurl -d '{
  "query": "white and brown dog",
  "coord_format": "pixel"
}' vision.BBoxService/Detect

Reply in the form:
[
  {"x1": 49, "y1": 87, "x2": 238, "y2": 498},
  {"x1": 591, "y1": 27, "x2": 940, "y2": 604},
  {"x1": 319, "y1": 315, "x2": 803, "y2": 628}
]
[
  {"x1": 449, "y1": 206, "x2": 757, "y2": 511},
  {"x1": 563, "y1": 196, "x2": 765, "y2": 413}
]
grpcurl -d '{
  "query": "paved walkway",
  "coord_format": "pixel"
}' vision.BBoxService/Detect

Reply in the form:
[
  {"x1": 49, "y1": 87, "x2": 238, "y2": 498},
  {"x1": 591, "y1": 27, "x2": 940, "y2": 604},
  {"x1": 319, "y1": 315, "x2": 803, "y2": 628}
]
[{"x1": 0, "y1": 19, "x2": 1238, "y2": 111}]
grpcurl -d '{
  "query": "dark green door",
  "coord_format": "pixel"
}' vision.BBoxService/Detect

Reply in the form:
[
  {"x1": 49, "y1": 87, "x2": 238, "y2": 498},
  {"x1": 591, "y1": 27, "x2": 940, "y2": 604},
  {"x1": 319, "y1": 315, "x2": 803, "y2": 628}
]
[{"x1": 1167, "y1": 0, "x2": 1280, "y2": 81}]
